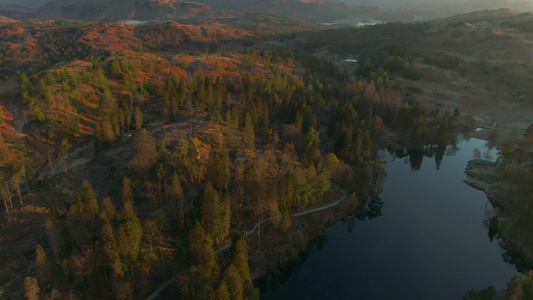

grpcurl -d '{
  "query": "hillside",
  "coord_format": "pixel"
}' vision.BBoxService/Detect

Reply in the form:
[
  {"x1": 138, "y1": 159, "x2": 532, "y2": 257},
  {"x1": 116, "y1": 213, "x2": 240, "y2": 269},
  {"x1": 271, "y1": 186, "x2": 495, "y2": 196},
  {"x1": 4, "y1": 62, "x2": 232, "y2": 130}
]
[{"x1": 0, "y1": 15, "x2": 16, "y2": 24}]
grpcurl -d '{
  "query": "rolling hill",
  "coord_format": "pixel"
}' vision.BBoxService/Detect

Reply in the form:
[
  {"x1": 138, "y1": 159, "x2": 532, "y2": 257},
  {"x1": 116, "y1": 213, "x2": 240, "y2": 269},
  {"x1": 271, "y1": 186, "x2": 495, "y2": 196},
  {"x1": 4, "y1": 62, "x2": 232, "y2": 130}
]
[{"x1": 32, "y1": 0, "x2": 211, "y2": 21}]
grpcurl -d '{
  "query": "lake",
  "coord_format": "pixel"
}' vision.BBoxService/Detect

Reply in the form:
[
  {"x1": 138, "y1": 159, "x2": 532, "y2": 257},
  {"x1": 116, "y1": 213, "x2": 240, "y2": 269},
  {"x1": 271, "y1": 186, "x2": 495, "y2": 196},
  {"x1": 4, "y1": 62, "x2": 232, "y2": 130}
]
[{"x1": 257, "y1": 136, "x2": 518, "y2": 300}]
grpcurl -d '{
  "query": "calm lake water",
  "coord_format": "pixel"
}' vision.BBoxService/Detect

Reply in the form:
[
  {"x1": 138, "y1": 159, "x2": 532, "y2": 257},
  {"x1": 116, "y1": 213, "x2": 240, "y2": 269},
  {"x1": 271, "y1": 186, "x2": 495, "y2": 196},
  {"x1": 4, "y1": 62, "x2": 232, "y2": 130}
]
[{"x1": 257, "y1": 136, "x2": 519, "y2": 300}]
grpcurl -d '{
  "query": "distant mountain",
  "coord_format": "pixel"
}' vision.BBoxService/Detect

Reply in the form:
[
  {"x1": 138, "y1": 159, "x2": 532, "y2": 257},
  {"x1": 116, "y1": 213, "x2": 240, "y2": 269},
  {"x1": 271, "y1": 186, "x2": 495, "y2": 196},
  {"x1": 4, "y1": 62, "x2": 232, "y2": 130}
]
[
  {"x1": 435, "y1": 0, "x2": 533, "y2": 18},
  {"x1": 32, "y1": 0, "x2": 211, "y2": 21},
  {"x1": 341, "y1": 0, "x2": 464, "y2": 10},
  {"x1": 0, "y1": 0, "x2": 49, "y2": 9},
  {"x1": 192, "y1": 0, "x2": 386, "y2": 22}
]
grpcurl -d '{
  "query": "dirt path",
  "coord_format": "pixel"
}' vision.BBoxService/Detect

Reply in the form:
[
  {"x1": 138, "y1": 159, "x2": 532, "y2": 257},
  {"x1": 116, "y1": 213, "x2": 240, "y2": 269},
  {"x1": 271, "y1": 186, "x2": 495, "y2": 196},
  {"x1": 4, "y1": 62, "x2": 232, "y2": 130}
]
[{"x1": 144, "y1": 188, "x2": 347, "y2": 300}]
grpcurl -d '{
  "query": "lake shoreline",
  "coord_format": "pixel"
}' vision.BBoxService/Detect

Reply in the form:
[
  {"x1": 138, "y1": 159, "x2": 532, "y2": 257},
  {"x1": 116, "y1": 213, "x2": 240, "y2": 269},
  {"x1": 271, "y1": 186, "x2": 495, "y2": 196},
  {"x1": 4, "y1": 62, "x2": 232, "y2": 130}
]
[
  {"x1": 246, "y1": 192, "x2": 358, "y2": 281},
  {"x1": 464, "y1": 159, "x2": 508, "y2": 210}
]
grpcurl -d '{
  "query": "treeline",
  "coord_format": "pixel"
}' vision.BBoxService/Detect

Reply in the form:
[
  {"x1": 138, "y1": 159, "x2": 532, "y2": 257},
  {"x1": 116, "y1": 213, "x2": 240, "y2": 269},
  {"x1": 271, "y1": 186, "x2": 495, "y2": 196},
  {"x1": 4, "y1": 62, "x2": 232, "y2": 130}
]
[{"x1": 356, "y1": 44, "x2": 423, "y2": 80}]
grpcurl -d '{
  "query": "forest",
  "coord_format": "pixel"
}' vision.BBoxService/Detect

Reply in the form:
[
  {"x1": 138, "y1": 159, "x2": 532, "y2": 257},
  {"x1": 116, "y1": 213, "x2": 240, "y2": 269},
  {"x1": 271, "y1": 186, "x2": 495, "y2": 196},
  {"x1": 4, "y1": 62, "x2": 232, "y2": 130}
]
[{"x1": 1, "y1": 8, "x2": 533, "y2": 300}]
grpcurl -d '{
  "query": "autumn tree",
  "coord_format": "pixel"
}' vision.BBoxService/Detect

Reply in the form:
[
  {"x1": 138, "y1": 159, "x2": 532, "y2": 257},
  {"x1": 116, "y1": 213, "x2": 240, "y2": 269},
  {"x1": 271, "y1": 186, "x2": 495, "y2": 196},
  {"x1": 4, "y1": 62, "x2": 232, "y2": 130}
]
[
  {"x1": 24, "y1": 277, "x2": 39, "y2": 300},
  {"x1": 231, "y1": 235, "x2": 251, "y2": 283},
  {"x1": 129, "y1": 129, "x2": 158, "y2": 177},
  {"x1": 216, "y1": 280, "x2": 231, "y2": 300},
  {"x1": 100, "y1": 197, "x2": 117, "y2": 221},
  {"x1": 223, "y1": 264, "x2": 243, "y2": 300},
  {"x1": 122, "y1": 177, "x2": 133, "y2": 204},
  {"x1": 35, "y1": 243, "x2": 51, "y2": 283},
  {"x1": 81, "y1": 180, "x2": 99, "y2": 219}
]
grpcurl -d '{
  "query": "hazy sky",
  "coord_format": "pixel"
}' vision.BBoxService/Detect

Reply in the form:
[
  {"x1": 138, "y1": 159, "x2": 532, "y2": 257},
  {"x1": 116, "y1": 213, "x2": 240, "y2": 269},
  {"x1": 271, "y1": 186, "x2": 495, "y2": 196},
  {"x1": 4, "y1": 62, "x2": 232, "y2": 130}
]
[{"x1": 2, "y1": 0, "x2": 533, "y2": 10}]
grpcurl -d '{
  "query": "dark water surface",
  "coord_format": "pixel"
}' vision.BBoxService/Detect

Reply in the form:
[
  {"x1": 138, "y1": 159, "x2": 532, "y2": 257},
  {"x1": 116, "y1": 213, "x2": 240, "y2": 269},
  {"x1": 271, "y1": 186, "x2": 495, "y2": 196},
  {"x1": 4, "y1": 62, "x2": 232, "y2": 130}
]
[{"x1": 257, "y1": 137, "x2": 518, "y2": 300}]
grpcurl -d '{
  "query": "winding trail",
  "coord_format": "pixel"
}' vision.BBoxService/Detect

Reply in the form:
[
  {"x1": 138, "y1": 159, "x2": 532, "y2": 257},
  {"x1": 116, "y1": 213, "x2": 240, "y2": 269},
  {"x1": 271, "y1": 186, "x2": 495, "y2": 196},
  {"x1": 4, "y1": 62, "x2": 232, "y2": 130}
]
[{"x1": 145, "y1": 188, "x2": 347, "y2": 300}]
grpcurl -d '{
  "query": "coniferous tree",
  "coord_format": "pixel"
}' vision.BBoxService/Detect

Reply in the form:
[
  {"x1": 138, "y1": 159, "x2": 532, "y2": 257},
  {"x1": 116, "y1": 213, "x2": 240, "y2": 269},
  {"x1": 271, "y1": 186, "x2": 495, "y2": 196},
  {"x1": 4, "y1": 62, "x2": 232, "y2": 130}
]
[
  {"x1": 100, "y1": 197, "x2": 117, "y2": 221},
  {"x1": 168, "y1": 174, "x2": 184, "y2": 230},
  {"x1": 100, "y1": 217, "x2": 119, "y2": 273},
  {"x1": 242, "y1": 161, "x2": 258, "y2": 205},
  {"x1": 35, "y1": 243, "x2": 51, "y2": 283},
  {"x1": 116, "y1": 200, "x2": 143, "y2": 276},
  {"x1": 216, "y1": 280, "x2": 231, "y2": 300},
  {"x1": 189, "y1": 221, "x2": 219, "y2": 284},
  {"x1": 186, "y1": 139, "x2": 199, "y2": 182},
  {"x1": 45, "y1": 208, "x2": 63, "y2": 258},
  {"x1": 206, "y1": 148, "x2": 230, "y2": 190},
  {"x1": 129, "y1": 129, "x2": 158, "y2": 177},
  {"x1": 201, "y1": 181, "x2": 220, "y2": 242},
  {"x1": 24, "y1": 277, "x2": 39, "y2": 300},
  {"x1": 223, "y1": 264, "x2": 243, "y2": 300},
  {"x1": 60, "y1": 138, "x2": 70, "y2": 173},
  {"x1": 231, "y1": 236, "x2": 251, "y2": 283},
  {"x1": 81, "y1": 180, "x2": 99, "y2": 219},
  {"x1": 243, "y1": 112, "x2": 255, "y2": 149},
  {"x1": 122, "y1": 177, "x2": 133, "y2": 204},
  {"x1": 219, "y1": 190, "x2": 231, "y2": 242},
  {"x1": 134, "y1": 106, "x2": 143, "y2": 130}
]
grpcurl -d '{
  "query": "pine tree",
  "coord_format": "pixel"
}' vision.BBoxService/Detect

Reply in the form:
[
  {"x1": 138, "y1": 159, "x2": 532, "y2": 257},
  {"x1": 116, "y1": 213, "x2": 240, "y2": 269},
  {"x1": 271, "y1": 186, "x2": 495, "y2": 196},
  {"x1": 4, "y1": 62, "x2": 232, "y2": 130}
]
[
  {"x1": 216, "y1": 280, "x2": 231, "y2": 300},
  {"x1": 35, "y1": 243, "x2": 51, "y2": 283},
  {"x1": 201, "y1": 181, "x2": 220, "y2": 242},
  {"x1": 231, "y1": 236, "x2": 251, "y2": 283},
  {"x1": 219, "y1": 190, "x2": 231, "y2": 242},
  {"x1": 122, "y1": 177, "x2": 133, "y2": 204},
  {"x1": 189, "y1": 221, "x2": 219, "y2": 284},
  {"x1": 100, "y1": 217, "x2": 119, "y2": 270},
  {"x1": 168, "y1": 174, "x2": 184, "y2": 230},
  {"x1": 129, "y1": 129, "x2": 158, "y2": 177},
  {"x1": 269, "y1": 197, "x2": 281, "y2": 229},
  {"x1": 116, "y1": 200, "x2": 143, "y2": 275},
  {"x1": 99, "y1": 116, "x2": 116, "y2": 142},
  {"x1": 60, "y1": 138, "x2": 70, "y2": 173},
  {"x1": 223, "y1": 264, "x2": 243, "y2": 300},
  {"x1": 306, "y1": 140, "x2": 321, "y2": 168},
  {"x1": 242, "y1": 161, "x2": 258, "y2": 205},
  {"x1": 243, "y1": 112, "x2": 255, "y2": 149},
  {"x1": 206, "y1": 149, "x2": 230, "y2": 190},
  {"x1": 100, "y1": 197, "x2": 117, "y2": 221},
  {"x1": 186, "y1": 139, "x2": 199, "y2": 182},
  {"x1": 134, "y1": 106, "x2": 143, "y2": 130},
  {"x1": 24, "y1": 277, "x2": 39, "y2": 300},
  {"x1": 81, "y1": 180, "x2": 99, "y2": 219}
]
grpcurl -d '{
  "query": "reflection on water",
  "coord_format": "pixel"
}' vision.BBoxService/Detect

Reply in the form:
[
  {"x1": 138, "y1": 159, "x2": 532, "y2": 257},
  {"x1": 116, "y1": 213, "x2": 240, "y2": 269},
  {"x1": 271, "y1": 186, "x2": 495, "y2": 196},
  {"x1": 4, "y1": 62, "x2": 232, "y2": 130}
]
[{"x1": 257, "y1": 136, "x2": 520, "y2": 300}]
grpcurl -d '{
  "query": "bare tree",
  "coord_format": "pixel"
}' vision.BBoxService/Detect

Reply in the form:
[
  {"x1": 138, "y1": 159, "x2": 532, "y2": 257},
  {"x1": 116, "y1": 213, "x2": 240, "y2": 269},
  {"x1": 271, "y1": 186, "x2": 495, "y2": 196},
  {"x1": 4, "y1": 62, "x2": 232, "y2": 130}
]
[
  {"x1": 47, "y1": 146, "x2": 56, "y2": 177},
  {"x1": 1, "y1": 182, "x2": 10, "y2": 214},
  {"x1": 11, "y1": 173, "x2": 23, "y2": 207},
  {"x1": 61, "y1": 138, "x2": 70, "y2": 173}
]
